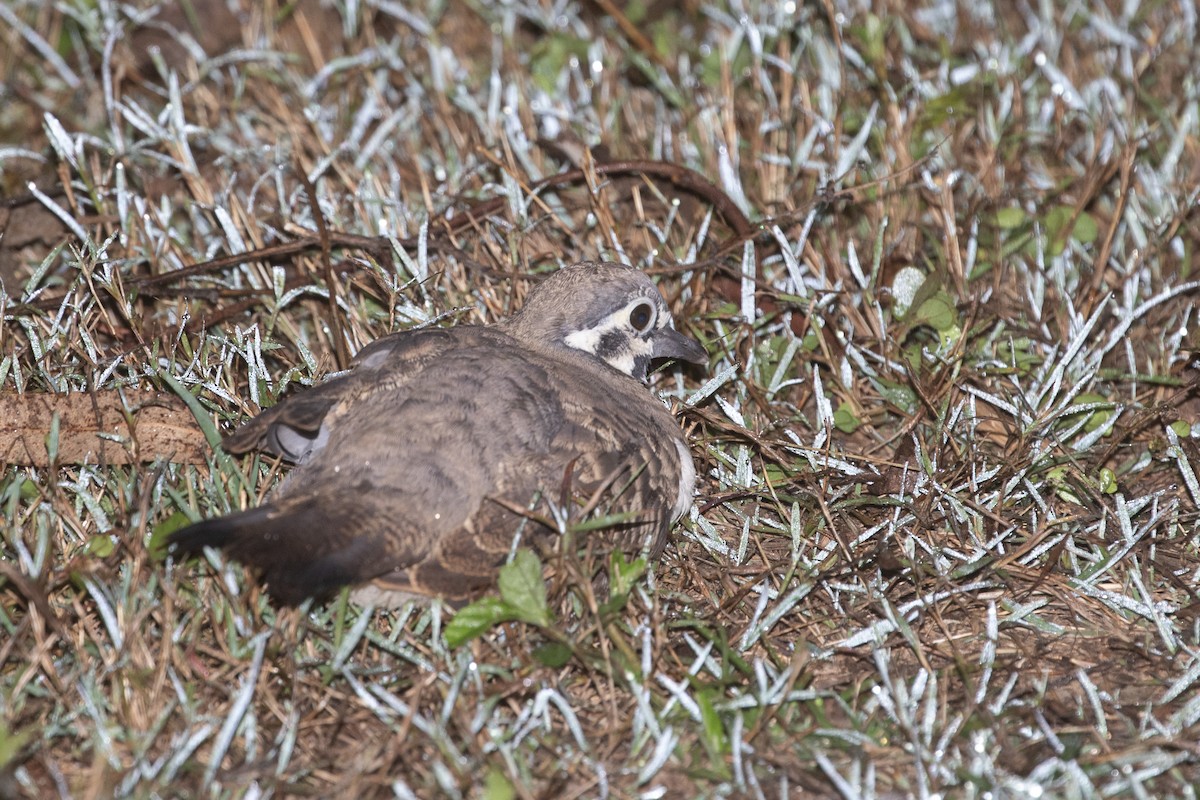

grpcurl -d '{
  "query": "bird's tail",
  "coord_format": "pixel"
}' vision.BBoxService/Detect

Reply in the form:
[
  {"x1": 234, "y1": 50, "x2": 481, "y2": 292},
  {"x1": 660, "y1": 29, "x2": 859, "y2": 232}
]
[
  {"x1": 169, "y1": 506, "x2": 269, "y2": 555},
  {"x1": 168, "y1": 500, "x2": 392, "y2": 605}
]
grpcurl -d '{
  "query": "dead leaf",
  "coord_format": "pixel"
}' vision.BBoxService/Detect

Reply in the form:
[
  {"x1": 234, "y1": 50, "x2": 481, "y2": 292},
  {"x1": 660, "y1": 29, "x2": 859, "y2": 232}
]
[{"x1": 0, "y1": 389, "x2": 209, "y2": 466}]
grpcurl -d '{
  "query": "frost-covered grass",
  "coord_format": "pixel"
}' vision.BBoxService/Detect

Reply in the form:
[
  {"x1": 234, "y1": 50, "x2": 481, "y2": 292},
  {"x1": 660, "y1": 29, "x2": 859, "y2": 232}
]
[{"x1": 3, "y1": 1, "x2": 1200, "y2": 797}]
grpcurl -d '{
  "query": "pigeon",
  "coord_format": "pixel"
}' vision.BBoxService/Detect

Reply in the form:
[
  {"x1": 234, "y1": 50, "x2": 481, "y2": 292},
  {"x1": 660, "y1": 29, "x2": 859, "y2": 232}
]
[{"x1": 169, "y1": 261, "x2": 706, "y2": 605}]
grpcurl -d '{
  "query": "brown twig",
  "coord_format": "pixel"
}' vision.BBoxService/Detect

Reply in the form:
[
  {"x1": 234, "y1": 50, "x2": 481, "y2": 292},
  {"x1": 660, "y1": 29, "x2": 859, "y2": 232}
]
[
  {"x1": 15, "y1": 157, "x2": 915, "y2": 338},
  {"x1": 114, "y1": 159, "x2": 757, "y2": 305}
]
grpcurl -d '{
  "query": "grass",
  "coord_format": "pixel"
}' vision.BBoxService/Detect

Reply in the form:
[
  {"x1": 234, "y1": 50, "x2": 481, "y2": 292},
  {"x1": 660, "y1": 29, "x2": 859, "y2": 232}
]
[{"x1": 3, "y1": 0, "x2": 1200, "y2": 797}]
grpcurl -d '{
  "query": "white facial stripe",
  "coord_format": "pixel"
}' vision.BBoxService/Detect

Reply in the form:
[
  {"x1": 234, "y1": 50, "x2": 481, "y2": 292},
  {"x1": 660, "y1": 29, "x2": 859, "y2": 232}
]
[
  {"x1": 563, "y1": 318, "x2": 617, "y2": 354},
  {"x1": 601, "y1": 338, "x2": 654, "y2": 376},
  {"x1": 563, "y1": 298, "x2": 661, "y2": 377}
]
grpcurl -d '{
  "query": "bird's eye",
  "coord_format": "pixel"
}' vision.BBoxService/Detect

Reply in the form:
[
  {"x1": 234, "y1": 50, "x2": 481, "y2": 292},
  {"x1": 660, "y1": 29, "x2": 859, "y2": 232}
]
[{"x1": 629, "y1": 301, "x2": 654, "y2": 332}]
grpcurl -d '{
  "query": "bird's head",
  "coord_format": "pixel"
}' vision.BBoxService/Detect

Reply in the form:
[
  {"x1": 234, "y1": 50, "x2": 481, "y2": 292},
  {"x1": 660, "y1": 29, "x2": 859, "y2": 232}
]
[{"x1": 504, "y1": 262, "x2": 707, "y2": 382}]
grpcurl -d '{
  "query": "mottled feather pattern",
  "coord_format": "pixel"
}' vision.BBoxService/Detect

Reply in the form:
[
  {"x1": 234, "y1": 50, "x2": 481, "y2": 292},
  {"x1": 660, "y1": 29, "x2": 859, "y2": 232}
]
[{"x1": 170, "y1": 262, "x2": 705, "y2": 605}]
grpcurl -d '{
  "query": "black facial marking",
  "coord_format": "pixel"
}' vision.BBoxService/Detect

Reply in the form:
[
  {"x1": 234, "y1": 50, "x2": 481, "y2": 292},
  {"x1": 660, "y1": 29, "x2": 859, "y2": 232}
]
[{"x1": 598, "y1": 329, "x2": 626, "y2": 357}]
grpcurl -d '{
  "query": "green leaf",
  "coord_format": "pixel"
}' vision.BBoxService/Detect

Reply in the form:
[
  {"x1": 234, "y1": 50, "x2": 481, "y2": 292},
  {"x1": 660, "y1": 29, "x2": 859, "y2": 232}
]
[
  {"x1": 482, "y1": 769, "x2": 517, "y2": 800},
  {"x1": 1045, "y1": 205, "x2": 1073, "y2": 240},
  {"x1": 1046, "y1": 465, "x2": 1083, "y2": 505},
  {"x1": 1170, "y1": 420, "x2": 1191, "y2": 438},
  {"x1": 1099, "y1": 468, "x2": 1117, "y2": 495},
  {"x1": 696, "y1": 687, "x2": 730, "y2": 759},
  {"x1": 915, "y1": 84, "x2": 974, "y2": 137},
  {"x1": 0, "y1": 721, "x2": 31, "y2": 769},
  {"x1": 874, "y1": 379, "x2": 918, "y2": 415},
  {"x1": 854, "y1": 13, "x2": 887, "y2": 68},
  {"x1": 994, "y1": 207, "x2": 1027, "y2": 229},
  {"x1": 444, "y1": 597, "x2": 515, "y2": 648},
  {"x1": 698, "y1": 40, "x2": 751, "y2": 92},
  {"x1": 1043, "y1": 206, "x2": 1099, "y2": 256},
  {"x1": 444, "y1": 550, "x2": 556, "y2": 646},
  {"x1": 1062, "y1": 393, "x2": 1112, "y2": 433},
  {"x1": 912, "y1": 292, "x2": 958, "y2": 332},
  {"x1": 623, "y1": 0, "x2": 649, "y2": 23},
  {"x1": 529, "y1": 34, "x2": 590, "y2": 94},
  {"x1": 149, "y1": 509, "x2": 193, "y2": 560},
  {"x1": 533, "y1": 642, "x2": 573, "y2": 668},
  {"x1": 833, "y1": 402, "x2": 862, "y2": 434},
  {"x1": 84, "y1": 534, "x2": 115, "y2": 558},
  {"x1": 498, "y1": 549, "x2": 552, "y2": 627},
  {"x1": 1003, "y1": 338, "x2": 1042, "y2": 372},
  {"x1": 1073, "y1": 211, "x2": 1099, "y2": 244},
  {"x1": 609, "y1": 551, "x2": 648, "y2": 598},
  {"x1": 600, "y1": 551, "x2": 649, "y2": 615}
]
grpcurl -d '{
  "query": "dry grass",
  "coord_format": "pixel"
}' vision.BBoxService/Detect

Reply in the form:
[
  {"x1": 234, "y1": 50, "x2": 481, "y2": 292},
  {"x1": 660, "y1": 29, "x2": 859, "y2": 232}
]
[{"x1": 3, "y1": 1, "x2": 1200, "y2": 797}]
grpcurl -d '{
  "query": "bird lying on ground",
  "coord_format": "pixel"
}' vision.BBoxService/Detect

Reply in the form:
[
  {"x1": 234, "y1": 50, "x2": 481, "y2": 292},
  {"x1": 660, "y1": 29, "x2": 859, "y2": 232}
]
[{"x1": 169, "y1": 261, "x2": 706, "y2": 606}]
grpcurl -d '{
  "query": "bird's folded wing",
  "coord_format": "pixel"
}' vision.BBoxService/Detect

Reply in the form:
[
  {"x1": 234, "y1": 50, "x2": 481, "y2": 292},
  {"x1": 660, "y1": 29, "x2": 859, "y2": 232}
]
[{"x1": 220, "y1": 327, "x2": 460, "y2": 460}]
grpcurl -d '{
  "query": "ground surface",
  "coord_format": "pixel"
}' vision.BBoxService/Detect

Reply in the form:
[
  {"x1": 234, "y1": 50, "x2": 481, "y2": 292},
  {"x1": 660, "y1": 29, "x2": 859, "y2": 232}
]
[{"x1": 2, "y1": 1, "x2": 1200, "y2": 798}]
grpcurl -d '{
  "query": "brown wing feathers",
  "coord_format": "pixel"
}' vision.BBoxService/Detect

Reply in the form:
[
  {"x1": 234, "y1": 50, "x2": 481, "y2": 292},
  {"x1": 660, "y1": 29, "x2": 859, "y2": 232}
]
[{"x1": 168, "y1": 262, "x2": 702, "y2": 606}]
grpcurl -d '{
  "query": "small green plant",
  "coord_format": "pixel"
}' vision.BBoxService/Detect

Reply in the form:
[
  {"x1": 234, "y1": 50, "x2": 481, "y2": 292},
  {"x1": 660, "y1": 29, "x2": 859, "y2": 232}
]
[
  {"x1": 445, "y1": 546, "x2": 650, "y2": 673},
  {"x1": 445, "y1": 549, "x2": 553, "y2": 647}
]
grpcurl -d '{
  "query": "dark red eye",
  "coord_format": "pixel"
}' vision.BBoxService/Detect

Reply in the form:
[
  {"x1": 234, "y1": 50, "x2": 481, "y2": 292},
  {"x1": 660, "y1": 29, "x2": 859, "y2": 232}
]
[{"x1": 629, "y1": 302, "x2": 654, "y2": 332}]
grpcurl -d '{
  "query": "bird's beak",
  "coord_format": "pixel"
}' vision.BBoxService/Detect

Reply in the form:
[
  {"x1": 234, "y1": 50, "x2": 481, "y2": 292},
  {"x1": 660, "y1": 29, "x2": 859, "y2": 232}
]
[{"x1": 652, "y1": 327, "x2": 708, "y2": 365}]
